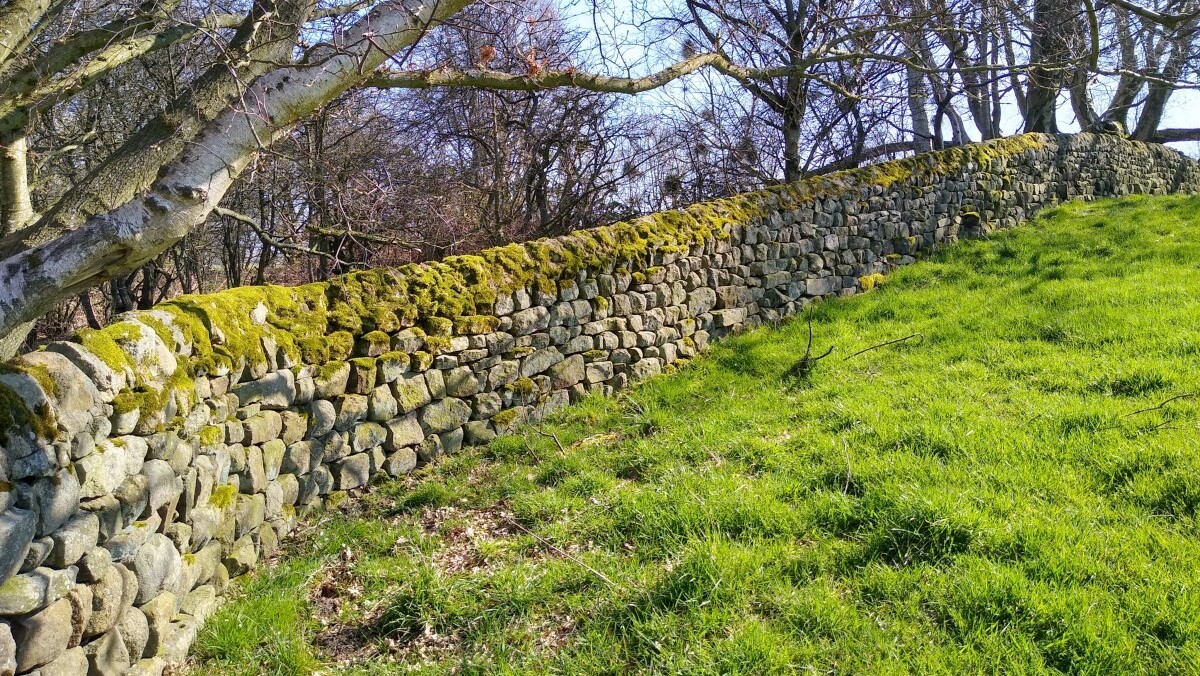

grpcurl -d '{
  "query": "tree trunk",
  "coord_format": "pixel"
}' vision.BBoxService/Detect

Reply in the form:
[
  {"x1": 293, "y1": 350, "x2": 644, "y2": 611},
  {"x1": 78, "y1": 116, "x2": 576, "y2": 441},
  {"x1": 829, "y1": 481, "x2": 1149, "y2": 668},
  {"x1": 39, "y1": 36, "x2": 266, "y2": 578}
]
[
  {"x1": 907, "y1": 66, "x2": 933, "y2": 153},
  {"x1": 0, "y1": 128, "x2": 34, "y2": 235}
]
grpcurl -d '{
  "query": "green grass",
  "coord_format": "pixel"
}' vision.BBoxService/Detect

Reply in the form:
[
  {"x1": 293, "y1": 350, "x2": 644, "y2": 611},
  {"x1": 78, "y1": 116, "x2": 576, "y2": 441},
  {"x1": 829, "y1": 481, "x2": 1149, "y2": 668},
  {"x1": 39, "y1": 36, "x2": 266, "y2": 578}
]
[{"x1": 190, "y1": 195, "x2": 1200, "y2": 675}]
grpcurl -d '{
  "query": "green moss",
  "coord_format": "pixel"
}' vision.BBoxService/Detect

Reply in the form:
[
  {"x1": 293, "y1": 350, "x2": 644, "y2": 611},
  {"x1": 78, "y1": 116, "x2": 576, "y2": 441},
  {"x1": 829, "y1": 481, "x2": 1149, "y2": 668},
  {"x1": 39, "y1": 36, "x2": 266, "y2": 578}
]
[
  {"x1": 510, "y1": 347, "x2": 535, "y2": 358},
  {"x1": 423, "y1": 317, "x2": 453, "y2": 336},
  {"x1": 183, "y1": 552, "x2": 196, "y2": 565},
  {"x1": 583, "y1": 350, "x2": 608, "y2": 361},
  {"x1": 423, "y1": 335, "x2": 453, "y2": 355},
  {"x1": 379, "y1": 351, "x2": 411, "y2": 369},
  {"x1": 318, "y1": 361, "x2": 348, "y2": 383},
  {"x1": 362, "y1": 331, "x2": 391, "y2": 352},
  {"x1": 596, "y1": 297, "x2": 610, "y2": 311},
  {"x1": 210, "y1": 484, "x2": 237, "y2": 509},
  {"x1": 0, "y1": 382, "x2": 54, "y2": 441},
  {"x1": 491, "y1": 409, "x2": 520, "y2": 427},
  {"x1": 298, "y1": 337, "x2": 330, "y2": 364},
  {"x1": 112, "y1": 391, "x2": 141, "y2": 415},
  {"x1": 506, "y1": 377, "x2": 536, "y2": 395},
  {"x1": 454, "y1": 315, "x2": 500, "y2": 335},
  {"x1": 0, "y1": 362, "x2": 59, "y2": 399},
  {"x1": 350, "y1": 357, "x2": 377, "y2": 372},
  {"x1": 199, "y1": 425, "x2": 224, "y2": 446},
  {"x1": 411, "y1": 352, "x2": 433, "y2": 371},
  {"x1": 327, "y1": 332, "x2": 355, "y2": 361},
  {"x1": 326, "y1": 491, "x2": 348, "y2": 508}
]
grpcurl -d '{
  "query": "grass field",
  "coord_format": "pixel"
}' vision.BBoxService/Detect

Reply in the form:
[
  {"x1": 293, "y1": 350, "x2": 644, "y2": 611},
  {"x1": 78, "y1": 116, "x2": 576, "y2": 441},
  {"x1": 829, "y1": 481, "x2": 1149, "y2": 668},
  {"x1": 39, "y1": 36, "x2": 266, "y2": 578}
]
[{"x1": 189, "y1": 195, "x2": 1200, "y2": 675}]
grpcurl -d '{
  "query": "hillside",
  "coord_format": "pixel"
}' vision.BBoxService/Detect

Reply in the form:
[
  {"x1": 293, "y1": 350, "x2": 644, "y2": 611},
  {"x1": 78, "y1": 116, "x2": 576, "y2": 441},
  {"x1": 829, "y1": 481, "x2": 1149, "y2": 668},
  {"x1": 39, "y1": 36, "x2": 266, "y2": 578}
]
[{"x1": 193, "y1": 194, "x2": 1200, "y2": 674}]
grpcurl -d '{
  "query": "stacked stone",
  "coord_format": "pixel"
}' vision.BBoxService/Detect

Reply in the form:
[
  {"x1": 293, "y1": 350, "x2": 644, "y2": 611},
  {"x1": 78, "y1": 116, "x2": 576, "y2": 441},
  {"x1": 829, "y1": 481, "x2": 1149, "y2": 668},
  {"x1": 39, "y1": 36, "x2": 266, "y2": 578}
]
[{"x1": 0, "y1": 132, "x2": 1197, "y2": 675}]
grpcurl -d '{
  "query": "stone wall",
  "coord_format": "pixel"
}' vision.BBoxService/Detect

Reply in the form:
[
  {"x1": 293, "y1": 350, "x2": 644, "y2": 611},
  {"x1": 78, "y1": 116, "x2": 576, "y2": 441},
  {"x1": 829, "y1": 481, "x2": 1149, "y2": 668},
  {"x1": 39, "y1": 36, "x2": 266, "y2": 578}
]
[{"x1": 0, "y1": 132, "x2": 1196, "y2": 675}]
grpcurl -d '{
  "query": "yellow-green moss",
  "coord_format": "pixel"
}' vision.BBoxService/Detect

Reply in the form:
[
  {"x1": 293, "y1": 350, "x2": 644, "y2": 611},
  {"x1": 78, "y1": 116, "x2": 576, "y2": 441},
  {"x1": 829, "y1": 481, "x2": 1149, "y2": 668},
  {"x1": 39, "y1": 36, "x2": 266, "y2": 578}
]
[
  {"x1": 298, "y1": 337, "x2": 330, "y2": 364},
  {"x1": 423, "y1": 317, "x2": 453, "y2": 336},
  {"x1": 326, "y1": 490, "x2": 348, "y2": 508},
  {"x1": 182, "y1": 552, "x2": 196, "y2": 565},
  {"x1": 327, "y1": 332, "x2": 355, "y2": 361},
  {"x1": 209, "y1": 484, "x2": 237, "y2": 509},
  {"x1": 112, "y1": 391, "x2": 141, "y2": 415},
  {"x1": 583, "y1": 350, "x2": 608, "y2": 360},
  {"x1": 859, "y1": 273, "x2": 887, "y2": 291},
  {"x1": 491, "y1": 409, "x2": 520, "y2": 427},
  {"x1": 411, "y1": 352, "x2": 433, "y2": 371},
  {"x1": 362, "y1": 331, "x2": 391, "y2": 352},
  {"x1": 423, "y1": 335, "x2": 453, "y2": 355},
  {"x1": 506, "y1": 378, "x2": 536, "y2": 395},
  {"x1": 379, "y1": 351, "x2": 411, "y2": 369},
  {"x1": 198, "y1": 425, "x2": 224, "y2": 446},
  {"x1": 454, "y1": 315, "x2": 500, "y2": 335},
  {"x1": 0, "y1": 382, "x2": 54, "y2": 441},
  {"x1": 596, "y1": 297, "x2": 609, "y2": 311}
]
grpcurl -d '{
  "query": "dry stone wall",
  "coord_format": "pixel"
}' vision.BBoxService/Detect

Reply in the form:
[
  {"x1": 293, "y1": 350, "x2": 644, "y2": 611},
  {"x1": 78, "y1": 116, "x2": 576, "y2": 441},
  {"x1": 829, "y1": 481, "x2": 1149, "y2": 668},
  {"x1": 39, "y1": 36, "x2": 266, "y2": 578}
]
[{"x1": 0, "y1": 132, "x2": 1197, "y2": 675}]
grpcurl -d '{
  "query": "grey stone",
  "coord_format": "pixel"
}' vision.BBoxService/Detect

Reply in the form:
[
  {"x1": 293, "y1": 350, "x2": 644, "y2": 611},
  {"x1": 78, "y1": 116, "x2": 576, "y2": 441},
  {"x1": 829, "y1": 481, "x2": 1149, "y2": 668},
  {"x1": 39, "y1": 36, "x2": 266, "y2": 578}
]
[
  {"x1": 0, "y1": 621, "x2": 13, "y2": 676},
  {"x1": 142, "y1": 459, "x2": 181, "y2": 517},
  {"x1": 444, "y1": 367, "x2": 481, "y2": 398},
  {"x1": 18, "y1": 536, "x2": 51, "y2": 573},
  {"x1": 424, "y1": 369, "x2": 446, "y2": 399},
  {"x1": 243, "y1": 411, "x2": 284, "y2": 446},
  {"x1": 85, "y1": 564, "x2": 136, "y2": 638},
  {"x1": 307, "y1": 399, "x2": 336, "y2": 439},
  {"x1": 367, "y1": 385, "x2": 398, "y2": 422},
  {"x1": 233, "y1": 494, "x2": 265, "y2": 540},
  {"x1": 139, "y1": 591, "x2": 176, "y2": 658},
  {"x1": 222, "y1": 535, "x2": 257, "y2": 577},
  {"x1": 65, "y1": 583, "x2": 93, "y2": 647},
  {"x1": 418, "y1": 398, "x2": 472, "y2": 434},
  {"x1": 472, "y1": 392, "x2": 502, "y2": 419},
  {"x1": 104, "y1": 517, "x2": 158, "y2": 563},
  {"x1": 0, "y1": 566, "x2": 74, "y2": 616},
  {"x1": 49, "y1": 511, "x2": 98, "y2": 568},
  {"x1": 314, "y1": 361, "x2": 351, "y2": 399},
  {"x1": 333, "y1": 453, "x2": 371, "y2": 490},
  {"x1": 6, "y1": 351, "x2": 102, "y2": 438},
  {"x1": 463, "y1": 420, "x2": 496, "y2": 446},
  {"x1": 34, "y1": 645, "x2": 87, "y2": 675},
  {"x1": 11, "y1": 597, "x2": 72, "y2": 671},
  {"x1": 86, "y1": 628, "x2": 131, "y2": 675},
  {"x1": 130, "y1": 534, "x2": 181, "y2": 605},
  {"x1": 382, "y1": 448, "x2": 417, "y2": 477},
  {"x1": 520, "y1": 347, "x2": 564, "y2": 378},
  {"x1": 279, "y1": 410, "x2": 307, "y2": 445},
  {"x1": 77, "y1": 444, "x2": 128, "y2": 499},
  {"x1": 352, "y1": 422, "x2": 388, "y2": 452},
  {"x1": 392, "y1": 373, "x2": 432, "y2": 413},
  {"x1": 385, "y1": 414, "x2": 424, "y2": 451},
  {"x1": 547, "y1": 354, "x2": 585, "y2": 389},
  {"x1": 76, "y1": 546, "x2": 112, "y2": 583},
  {"x1": 440, "y1": 427, "x2": 464, "y2": 455},
  {"x1": 117, "y1": 604, "x2": 149, "y2": 661},
  {"x1": 261, "y1": 439, "x2": 285, "y2": 481},
  {"x1": 44, "y1": 341, "x2": 127, "y2": 401},
  {"x1": 181, "y1": 585, "x2": 218, "y2": 624},
  {"x1": 334, "y1": 394, "x2": 369, "y2": 431},
  {"x1": 282, "y1": 439, "x2": 320, "y2": 476},
  {"x1": 585, "y1": 361, "x2": 614, "y2": 384},
  {"x1": 231, "y1": 369, "x2": 296, "y2": 409},
  {"x1": 0, "y1": 508, "x2": 35, "y2": 580}
]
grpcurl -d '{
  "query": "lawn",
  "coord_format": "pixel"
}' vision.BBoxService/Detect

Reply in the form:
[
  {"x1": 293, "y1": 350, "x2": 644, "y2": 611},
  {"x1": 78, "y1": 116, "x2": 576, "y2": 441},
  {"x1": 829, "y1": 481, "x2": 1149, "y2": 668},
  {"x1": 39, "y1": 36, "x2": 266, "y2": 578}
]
[{"x1": 189, "y1": 195, "x2": 1200, "y2": 675}]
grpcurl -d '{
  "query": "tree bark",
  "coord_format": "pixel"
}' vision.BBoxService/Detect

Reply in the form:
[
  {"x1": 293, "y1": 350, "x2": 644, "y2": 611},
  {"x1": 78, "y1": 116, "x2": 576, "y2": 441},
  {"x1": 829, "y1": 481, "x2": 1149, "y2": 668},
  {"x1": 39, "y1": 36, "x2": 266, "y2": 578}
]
[{"x1": 0, "y1": 129, "x2": 34, "y2": 235}]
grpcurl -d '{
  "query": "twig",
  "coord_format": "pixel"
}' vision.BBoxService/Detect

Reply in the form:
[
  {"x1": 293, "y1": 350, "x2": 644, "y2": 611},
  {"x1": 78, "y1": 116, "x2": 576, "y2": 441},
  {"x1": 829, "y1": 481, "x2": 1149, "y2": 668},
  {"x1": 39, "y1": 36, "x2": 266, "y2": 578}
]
[
  {"x1": 842, "y1": 439, "x2": 853, "y2": 495},
  {"x1": 843, "y1": 333, "x2": 925, "y2": 361},
  {"x1": 785, "y1": 306, "x2": 835, "y2": 380},
  {"x1": 535, "y1": 427, "x2": 566, "y2": 456},
  {"x1": 1122, "y1": 392, "x2": 1198, "y2": 418}
]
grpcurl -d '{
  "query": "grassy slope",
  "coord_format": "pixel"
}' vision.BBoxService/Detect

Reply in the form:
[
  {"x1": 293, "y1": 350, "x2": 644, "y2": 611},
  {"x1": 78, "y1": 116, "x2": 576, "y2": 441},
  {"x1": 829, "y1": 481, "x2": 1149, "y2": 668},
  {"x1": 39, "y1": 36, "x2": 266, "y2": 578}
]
[{"x1": 190, "y1": 195, "x2": 1200, "y2": 675}]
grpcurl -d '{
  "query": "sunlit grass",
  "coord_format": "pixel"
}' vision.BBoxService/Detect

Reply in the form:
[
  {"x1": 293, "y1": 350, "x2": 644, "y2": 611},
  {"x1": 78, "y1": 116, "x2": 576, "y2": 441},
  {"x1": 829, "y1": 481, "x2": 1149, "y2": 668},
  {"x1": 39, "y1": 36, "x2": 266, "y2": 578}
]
[{"x1": 191, "y1": 194, "x2": 1200, "y2": 674}]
